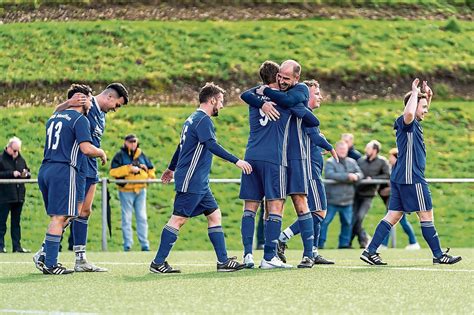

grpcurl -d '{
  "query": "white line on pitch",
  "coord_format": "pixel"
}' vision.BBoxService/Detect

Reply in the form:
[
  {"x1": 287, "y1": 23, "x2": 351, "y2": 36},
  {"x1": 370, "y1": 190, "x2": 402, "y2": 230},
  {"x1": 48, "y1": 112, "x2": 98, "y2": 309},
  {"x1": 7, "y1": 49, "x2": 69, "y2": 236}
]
[
  {"x1": 1, "y1": 261, "x2": 472, "y2": 272},
  {"x1": 0, "y1": 310, "x2": 96, "y2": 315}
]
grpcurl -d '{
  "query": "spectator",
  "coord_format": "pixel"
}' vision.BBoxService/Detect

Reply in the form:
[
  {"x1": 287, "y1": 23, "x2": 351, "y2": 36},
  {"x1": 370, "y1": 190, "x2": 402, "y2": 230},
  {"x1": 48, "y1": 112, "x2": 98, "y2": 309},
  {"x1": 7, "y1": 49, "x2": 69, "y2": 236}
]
[
  {"x1": 341, "y1": 133, "x2": 362, "y2": 161},
  {"x1": 0, "y1": 137, "x2": 31, "y2": 253},
  {"x1": 380, "y1": 148, "x2": 420, "y2": 250},
  {"x1": 350, "y1": 140, "x2": 390, "y2": 248},
  {"x1": 319, "y1": 141, "x2": 363, "y2": 249},
  {"x1": 110, "y1": 134, "x2": 155, "y2": 251}
]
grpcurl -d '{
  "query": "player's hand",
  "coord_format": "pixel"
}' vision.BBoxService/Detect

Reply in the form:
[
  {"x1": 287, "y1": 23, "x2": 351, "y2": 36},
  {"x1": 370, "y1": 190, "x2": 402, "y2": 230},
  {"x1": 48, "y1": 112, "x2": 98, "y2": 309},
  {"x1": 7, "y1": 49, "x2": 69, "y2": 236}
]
[
  {"x1": 236, "y1": 160, "x2": 252, "y2": 175},
  {"x1": 161, "y1": 169, "x2": 174, "y2": 184},
  {"x1": 68, "y1": 93, "x2": 87, "y2": 107},
  {"x1": 411, "y1": 78, "x2": 420, "y2": 93},
  {"x1": 422, "y1": 80, "x2": 433, "y2": 98},
  {"x1": 262, "y1": 102, "x2": 280, "y2": 121},
  {"x1": 130, "y1": 166, "x2": 141, "y2": 174},
  {"x1": 256, "y1": 85, "x2": 268, "y2": 95},
  {"x1": 139, "y1": 164, "x2": 148, "y2": 172},
  {"x1": 348, "y1": 173, "x2": 358, "y2": 182},
  {"x1": 329, "y1": 149, "x2": 339, "y2": 163},
  {"x1": 98, "y1": 150, "x2": 107, "y2": 166},
  {"x1": 13, "y1": 170, "x2": 21, "y2": 178}
]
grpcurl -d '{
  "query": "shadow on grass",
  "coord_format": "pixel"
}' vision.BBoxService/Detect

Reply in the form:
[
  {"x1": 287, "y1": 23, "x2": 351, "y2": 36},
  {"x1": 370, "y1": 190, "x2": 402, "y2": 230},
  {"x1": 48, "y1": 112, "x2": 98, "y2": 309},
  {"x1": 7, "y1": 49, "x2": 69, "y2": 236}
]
[
  {"x1": 121, "y1": 268, "x2": 290, "y2": 283},
  {"x1": 348, "y1": 265, "x2": 425, "y2": 273},
  {"x1": 0, "y1": 273, "x2": 51, "y2": 284}
]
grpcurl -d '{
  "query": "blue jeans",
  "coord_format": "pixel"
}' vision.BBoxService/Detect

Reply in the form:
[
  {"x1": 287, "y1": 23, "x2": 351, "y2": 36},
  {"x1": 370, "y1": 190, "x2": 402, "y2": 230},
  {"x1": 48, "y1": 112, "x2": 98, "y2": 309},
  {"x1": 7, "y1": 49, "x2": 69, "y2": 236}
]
[
  {"x1": 382, "y1": 213, "x2": 418, "y2": 246},
  {"x1": 319, "y1": 204, "x2": 353, "y2": 248},
  {"x1": 119, "y1": 189, "x2": 149, "y2": 250}
]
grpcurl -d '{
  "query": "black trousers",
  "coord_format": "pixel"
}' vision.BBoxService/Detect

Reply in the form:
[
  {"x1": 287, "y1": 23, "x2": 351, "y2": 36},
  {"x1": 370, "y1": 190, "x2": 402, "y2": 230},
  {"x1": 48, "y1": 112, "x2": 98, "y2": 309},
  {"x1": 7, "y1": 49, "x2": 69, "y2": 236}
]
[{"x1": 0, "y1": 202, "x2": 24, "y2": 250}]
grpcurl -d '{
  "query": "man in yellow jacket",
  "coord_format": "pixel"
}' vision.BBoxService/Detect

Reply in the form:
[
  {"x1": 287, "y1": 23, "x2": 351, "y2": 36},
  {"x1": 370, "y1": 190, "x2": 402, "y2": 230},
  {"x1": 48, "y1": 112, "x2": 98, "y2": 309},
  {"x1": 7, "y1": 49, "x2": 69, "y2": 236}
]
[{"x1": 110, "y1": 134, "x2": 155, "y2": 251}]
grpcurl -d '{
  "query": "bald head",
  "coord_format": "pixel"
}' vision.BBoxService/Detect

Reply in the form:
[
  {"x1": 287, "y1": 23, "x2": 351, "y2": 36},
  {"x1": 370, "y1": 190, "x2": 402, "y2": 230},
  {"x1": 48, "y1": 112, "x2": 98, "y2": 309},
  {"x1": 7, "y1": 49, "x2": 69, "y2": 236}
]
[
  {"x1": 278, "y1": 59, "x2": 301, "y2": 91},
  {"x1": 280, "y1": 60, "x2": 301, "y2": 77}
]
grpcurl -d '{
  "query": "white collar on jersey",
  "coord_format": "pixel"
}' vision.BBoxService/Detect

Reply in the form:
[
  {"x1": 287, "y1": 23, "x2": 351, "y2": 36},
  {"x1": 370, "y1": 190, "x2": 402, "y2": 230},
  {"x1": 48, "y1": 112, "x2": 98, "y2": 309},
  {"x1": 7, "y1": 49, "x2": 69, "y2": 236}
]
[{"x1": 92, "y1": 96, "x2": 101, "y2": 112}]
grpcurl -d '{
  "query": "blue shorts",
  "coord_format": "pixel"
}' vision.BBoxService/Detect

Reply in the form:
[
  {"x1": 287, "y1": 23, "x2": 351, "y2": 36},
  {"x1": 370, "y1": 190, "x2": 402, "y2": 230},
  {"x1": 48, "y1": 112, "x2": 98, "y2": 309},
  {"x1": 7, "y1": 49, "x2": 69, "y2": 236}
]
[
  {"x1": 38, "y1": 163, "x2": 79, "y2": 217},
  {"x1": 173, "y1": 190, "x2": 219, "y2": 218},
  {"x1": 287, "y1": 159, "x2": 308, "y2": 195},
  {"x1": 239, "y1": 160, "x2": 287, "y2": 201},
  {"x1": 388, "y1": 181, "x2": 433, "y2": 212},
  {"x1": 76, "y1": 174, "x2": 97, "y2": 203},
  {"x1": 308, "y1": 176, "x2": 327, "y2": 212}
]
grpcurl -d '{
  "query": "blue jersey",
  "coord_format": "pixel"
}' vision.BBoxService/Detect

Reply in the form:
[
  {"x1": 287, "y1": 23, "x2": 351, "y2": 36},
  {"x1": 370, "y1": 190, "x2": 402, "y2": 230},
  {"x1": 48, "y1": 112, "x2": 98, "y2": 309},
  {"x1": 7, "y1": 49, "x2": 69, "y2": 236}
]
[
  {"x1": 42, "y1": 109, "x2": 92, "y2": 172},
  {"x1": 174, "y1": 109, "x2": 216, "y2": 194},
  {"x1": 85, "y1": 97, "x2": 106, "y2": 179},
  {"x1": 244, "y1": 93, "x2": 291, "y2": 166},
  {"x1": 305, "y1": 125, "x2": 333, "y2": 176},
  {"x1": 391, "y1": 115, "x2": 427, "y2": 184},
  {"x1": 263, "y1": 83, "x2": 311, "y2": 161},
  {"x1": 242, "y1": 87, "x2": 315, "y2": 167}
]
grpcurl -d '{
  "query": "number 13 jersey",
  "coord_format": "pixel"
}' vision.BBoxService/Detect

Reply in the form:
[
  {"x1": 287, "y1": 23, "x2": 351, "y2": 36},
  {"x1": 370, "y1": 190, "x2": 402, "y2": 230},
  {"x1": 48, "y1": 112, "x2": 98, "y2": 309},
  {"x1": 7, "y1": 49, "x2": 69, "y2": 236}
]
[{"x1": 41, "y1": 109, "x2": 92, "y2": 172}]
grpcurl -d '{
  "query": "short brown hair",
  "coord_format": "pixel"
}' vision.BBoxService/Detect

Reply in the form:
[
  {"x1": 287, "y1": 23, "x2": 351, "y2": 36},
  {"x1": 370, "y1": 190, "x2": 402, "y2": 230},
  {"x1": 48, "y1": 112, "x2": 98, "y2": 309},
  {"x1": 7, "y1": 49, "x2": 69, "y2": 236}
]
[
  {"x1": 67, "y1": 84, "x2": 93, "y2": 99},
  {"x1": 403, "y1": 91, "x2": 427, "y2": 106},
  {"x1": 198, "y1": 82, "x2": 225, "y2": 104},
  {"x1": 303, "y1": 79, "x2": 319, "y2": 88},
  {"x1": 259, "y1": 61, "x2": 279, "y2": 85},
  {"x1": 106, "y1": 82, "x2": 129, "y2": 105}
]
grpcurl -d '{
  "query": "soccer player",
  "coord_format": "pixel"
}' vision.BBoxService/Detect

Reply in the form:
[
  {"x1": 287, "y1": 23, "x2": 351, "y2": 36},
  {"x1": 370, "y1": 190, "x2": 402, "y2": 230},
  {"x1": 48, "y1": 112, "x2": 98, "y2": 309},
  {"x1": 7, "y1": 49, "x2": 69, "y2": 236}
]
[
  {"x1": 277, "y1": 80, "x2": 336, "y2": 265},
  {"x1": 35, "y1": 83, "x2": 129, "y2": 272},
  {"x1": 360, "y1": 78, "x2": 462, "y2": 265},
  {"x1": 37, "y1": 84, "x2": 107, "y2": 275},
  {"x1": 256, "y1": 60, "x2": 321, "y2": 268},
  {"x1": 239, "y1": 61, "x2": 322, "y2": 269},
  {"x1": 150, "y1": 82, "x2": 252, "y2": 273}
]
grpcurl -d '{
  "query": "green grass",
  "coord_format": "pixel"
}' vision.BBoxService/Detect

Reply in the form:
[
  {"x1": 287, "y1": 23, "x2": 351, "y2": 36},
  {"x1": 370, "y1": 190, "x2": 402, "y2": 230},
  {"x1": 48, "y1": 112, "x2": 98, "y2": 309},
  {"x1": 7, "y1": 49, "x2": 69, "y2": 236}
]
[
  {"x1": 0, "y1": 19, "x2": 472, "y2": 87},
  {"x1": 0, "y1": 100, "x2": 473, "y2": 252},
  {"x1": 0, "y1": 249, "x2": 473, "y2": 313}
]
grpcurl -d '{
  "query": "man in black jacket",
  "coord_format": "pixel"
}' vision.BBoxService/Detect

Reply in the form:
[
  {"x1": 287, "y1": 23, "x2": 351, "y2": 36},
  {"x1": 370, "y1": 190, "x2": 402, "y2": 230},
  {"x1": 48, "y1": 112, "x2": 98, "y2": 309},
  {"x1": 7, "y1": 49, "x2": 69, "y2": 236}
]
[{"x1": 0, "y1": 137, "x2": 31, "y2": 253}]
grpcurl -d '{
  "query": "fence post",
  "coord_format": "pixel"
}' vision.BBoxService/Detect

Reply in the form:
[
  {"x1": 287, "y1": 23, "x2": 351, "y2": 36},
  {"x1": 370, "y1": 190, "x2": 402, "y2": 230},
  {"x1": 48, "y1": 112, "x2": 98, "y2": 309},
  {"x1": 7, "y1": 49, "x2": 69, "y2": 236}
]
[{"x1": 101, "y1": 177, "x2": 108, "y2": 251}]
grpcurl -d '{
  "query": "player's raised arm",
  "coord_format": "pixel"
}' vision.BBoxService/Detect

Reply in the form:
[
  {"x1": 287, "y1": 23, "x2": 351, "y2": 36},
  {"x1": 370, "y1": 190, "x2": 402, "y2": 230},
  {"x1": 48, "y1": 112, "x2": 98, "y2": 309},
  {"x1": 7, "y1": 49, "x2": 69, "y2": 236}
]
[
  {"x1": 55, "y1": 93, "x2": 88, "y2": 112},
  {"x1": 289, "y1": 103, "x2": 320, "y2": 127},
  {"x1": 422, "y1": 80, "x2": 433, "y2": 107},
  {"x1": 403, "y1": 78, "x2": 420, "y2": 125}
]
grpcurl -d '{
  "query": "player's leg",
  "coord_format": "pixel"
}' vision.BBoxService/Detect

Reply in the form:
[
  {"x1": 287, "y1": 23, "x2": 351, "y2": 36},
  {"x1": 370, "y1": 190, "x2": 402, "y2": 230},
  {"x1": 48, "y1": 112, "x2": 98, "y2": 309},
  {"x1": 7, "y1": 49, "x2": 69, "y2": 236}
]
[
  {"x1": 239, "y1": 160, "x2": 264, "y2": 261},
  {"x1": 150, "y1": 214, "x2": 186, "y2": 274},
  {"x1": 134, "y1": 189, "x2": 150, "y2": 251},
  {"x1": 291, "y1": 194, "x2": 315, "y2": 268},
  {"x1": 260, "y1": 199, "x2": 292, "y2": 269},
  {"x1": 413, "y1": 183, "x2": 461, "y2": 264},
  {"x1": 74, "y1": 181, "x2": 107, "y2": 272}
]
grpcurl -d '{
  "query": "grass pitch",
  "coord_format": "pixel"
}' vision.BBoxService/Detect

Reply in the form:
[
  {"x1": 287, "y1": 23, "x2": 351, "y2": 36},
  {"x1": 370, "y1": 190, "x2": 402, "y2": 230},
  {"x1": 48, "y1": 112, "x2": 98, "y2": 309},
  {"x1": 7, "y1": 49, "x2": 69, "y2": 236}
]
[{"x1": 0, "y1": 249, "x2": 473, "y2": 314}]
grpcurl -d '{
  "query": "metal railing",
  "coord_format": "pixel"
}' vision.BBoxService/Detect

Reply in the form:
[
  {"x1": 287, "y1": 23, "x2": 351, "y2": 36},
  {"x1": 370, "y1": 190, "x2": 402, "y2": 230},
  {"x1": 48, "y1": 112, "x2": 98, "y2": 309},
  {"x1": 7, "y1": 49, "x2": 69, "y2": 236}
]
[{"x1": 1, "y1": 177, "x2": 473, "y2": 251}]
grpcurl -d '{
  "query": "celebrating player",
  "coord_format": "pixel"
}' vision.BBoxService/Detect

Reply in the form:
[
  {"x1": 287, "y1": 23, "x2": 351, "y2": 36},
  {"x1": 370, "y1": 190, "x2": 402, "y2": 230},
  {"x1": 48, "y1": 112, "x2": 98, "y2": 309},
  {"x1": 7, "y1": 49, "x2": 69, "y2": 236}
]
[{"x1": 360, "y1": 79, "x2": 462, "y2": 265}]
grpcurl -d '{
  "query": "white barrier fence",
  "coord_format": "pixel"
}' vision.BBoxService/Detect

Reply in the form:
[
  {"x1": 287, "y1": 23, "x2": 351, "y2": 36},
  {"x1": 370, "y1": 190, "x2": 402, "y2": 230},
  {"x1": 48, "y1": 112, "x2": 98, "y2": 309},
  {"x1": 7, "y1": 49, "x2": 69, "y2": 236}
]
[{"x1": 1, "y1": 178, "x2": 473, "y2": 251}]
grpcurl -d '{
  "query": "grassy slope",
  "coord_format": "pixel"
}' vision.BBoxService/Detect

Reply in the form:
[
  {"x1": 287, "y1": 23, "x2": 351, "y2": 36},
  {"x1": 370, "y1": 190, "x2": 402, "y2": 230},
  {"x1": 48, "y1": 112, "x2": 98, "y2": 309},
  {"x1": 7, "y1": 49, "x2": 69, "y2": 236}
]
[
  {"x1": 0, "y1": 19, "x2": 472, "y2": 86},
  {"x1": 0, "y1": 100, "x2": 472, "y2": 251},
  {"x1": 0, "y1": 249, "x2": 473, "y2": 313}
]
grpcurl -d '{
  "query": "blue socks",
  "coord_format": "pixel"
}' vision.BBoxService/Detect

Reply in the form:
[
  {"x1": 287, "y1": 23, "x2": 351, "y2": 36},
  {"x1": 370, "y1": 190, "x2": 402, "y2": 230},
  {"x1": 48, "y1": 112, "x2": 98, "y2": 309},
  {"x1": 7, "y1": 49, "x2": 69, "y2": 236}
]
[
  {"x1": 421, "y1": 221, "x2": 443, "y2": 258},
  {"x1": 153, "y1": 225, "x2": 179, "y2": 265},
  {"x1": 241, "y1": 210, "x2": 256, "y2": 256},
  {"x1": 72, "y1": 216, "x2": 89, "y2": 246},
  {"x1": 367, "y1": 220, "x2": 392, "y2": 254},
  {"x1": 298, "y1": 212, "x2": 314, "y2": 258},
  {"x1": 279, "y1": 220, "x2": 298, "y2": 243},
  {"x1": 264, "y1": 214, "x2": 282, "y2": 261},
  {"x1": 312, "y1": 212, "x2": 324, "y2": 250},
  {"x1": 44, "y1": 233, "x2": 61, "y2": 268},
  {"x1": 208, "y1": 226, "x2": 228, "y2": 263}
]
